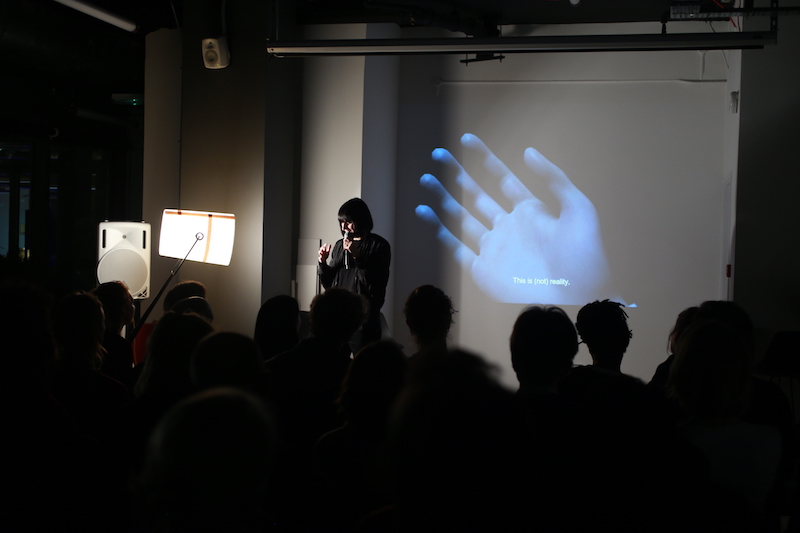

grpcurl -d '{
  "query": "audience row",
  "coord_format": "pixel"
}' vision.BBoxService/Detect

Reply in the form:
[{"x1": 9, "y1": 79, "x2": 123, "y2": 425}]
[{"x1": 0, "y1": 278, "x2": 796, "y2": 532}]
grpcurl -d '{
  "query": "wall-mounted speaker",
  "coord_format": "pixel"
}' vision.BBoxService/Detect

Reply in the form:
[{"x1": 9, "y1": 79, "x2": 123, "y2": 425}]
[
  {"x1": 202, "y1": 37, "x2": 230, "y2": 69},
  {"x1": 97, "y1": 221, "x2": 151, "y2": 299}
]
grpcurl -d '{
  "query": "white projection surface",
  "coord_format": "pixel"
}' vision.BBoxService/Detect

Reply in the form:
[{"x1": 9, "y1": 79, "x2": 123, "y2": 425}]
[{"x1": 392, "y1": 53, "x2": 731, "y2": 387}]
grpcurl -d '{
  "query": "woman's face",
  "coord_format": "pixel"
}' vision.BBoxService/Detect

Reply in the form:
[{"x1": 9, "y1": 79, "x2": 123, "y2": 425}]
[{"x1": 341, "y1": 219, "x2": 356, "y2": 235}]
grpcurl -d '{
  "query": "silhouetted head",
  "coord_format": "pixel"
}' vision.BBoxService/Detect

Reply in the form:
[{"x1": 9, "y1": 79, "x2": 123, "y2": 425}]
[
  {"x1": 510, "y1": 306, "x2": 578, "y2": 388},
  {"x1": 575, "y1": 300, "x2": 631, "y2": 369},
  {"x1": 308, "y1": 288, "x2": 367, "y2": 345},
  {"x1": 337, "y1": 198, "x2": 374, "y2": 236},
  {"x1": 254, "y1": 295, "x2": 300, "y2": 360},
  {"x1": 388, "y1": 349, "x2": 520, "y2": 529},
  {"x1": 696, "y1": 300, "x2": 755, "y2": 364},
  {"x1": 138, "y1": 388, "x2": 275, "y2": 532},
  {"x1": 338, "y1": 340, "x2": 408, "y2": 428},
  {"x1": 403, "y1": 285, "x2": 455, "y2": 344},
  {"x1": 668, "y1": 306, "x2": 699, "y2": 354},
  {"x1": 171, "y1": 296, "x2": 214, "y2": 323},
  {"x1": 191, "y1": 332, "x2": 264, "y2": 393},
  {"x1": 52, "y1": 291, "x2": 105, "y2": 370},
  {"x1": 92, "y1": 280, "x2": 135, "y2": 333},
  {"x1": 668, "y1": 319, "x2": 751, "y2": 422},
  {"x1": 135, "y1": 312, "x2": 214, "y2": 399},
  {"x1": 163, "y1": 280, "x2": 207, "y2": 312}
]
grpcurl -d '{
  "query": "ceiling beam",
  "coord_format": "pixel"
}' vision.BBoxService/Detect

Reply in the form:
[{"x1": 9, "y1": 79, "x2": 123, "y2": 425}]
[{"x1": 267, "y1": 31, "x2": 775, "y2": 57}]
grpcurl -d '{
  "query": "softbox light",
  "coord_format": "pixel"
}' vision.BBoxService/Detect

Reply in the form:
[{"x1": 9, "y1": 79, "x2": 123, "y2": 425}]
[{"x1": 158, "y1": 209, "x2": 235, "y2": 266}]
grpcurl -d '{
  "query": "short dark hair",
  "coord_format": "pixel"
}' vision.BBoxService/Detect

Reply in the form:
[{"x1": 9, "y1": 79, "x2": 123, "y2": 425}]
[
  {"x1": 696, "y1": 300, "x2": 754, "y2": 363},
  {"x1": 164, "y1": 280, "x2": 207, "y2": 312},
  {"x1": 254, "y1": 295, "x2": 300, "y2": 359},
  {"x1": 53, "y1": 291, "x2": 105, "y2": 366},
  {"x1": 575, "y1": 299, "x2": 631, "y2": 355},
  {"x1": 338, "y1": 340, "x2": 408, "y2": 424},
  {"x1": 308, "y1": 288, "x2": 367, "y2": 342},
  {"x1": 403, "y1": 285, "x2": 455, "y2": 342},
  {"x1": 338, "y1": 198, "x2": 374, "y2": 235},
  {"x1": 172, "y1": 296, "x2": 214, "y2": 323},
  {"x1": 668, "y1": 319, "x2": 751, "y2": 420},
  {"x1": 92, "y1": 280, "x2": 132, "y2": 329},
  {"x1": 510, "y1": 306, "x2": 578, "y2": 382}
]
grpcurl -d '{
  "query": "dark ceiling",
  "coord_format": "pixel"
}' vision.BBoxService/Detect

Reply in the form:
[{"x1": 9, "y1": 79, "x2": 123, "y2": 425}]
[
  {"x1": 0, "y1": 0, "x2": 783, "y2": 120},
  {"x1": 293, "y1": 0, "x2": 680, "y2": 33},
  {"x1": 80, "y1": 0, "x2": 749, "y2": 36},
  {"x1": 0, "y1": 0, "x2": 770, "y2": 82}
]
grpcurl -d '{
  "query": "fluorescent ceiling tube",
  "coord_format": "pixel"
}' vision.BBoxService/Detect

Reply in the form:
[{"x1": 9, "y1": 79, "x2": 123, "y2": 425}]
[{"x1": 53, "y1": 0, "x2": 137, "y2": 32}]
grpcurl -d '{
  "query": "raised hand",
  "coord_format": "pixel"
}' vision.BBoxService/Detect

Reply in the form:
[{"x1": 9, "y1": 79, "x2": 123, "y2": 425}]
[
  {"x1": 417, "y1": 133, "x2": 621, "y2": 305},
  {"x1": 318, "y1": 243, "x2": 332, "y2": 264}
]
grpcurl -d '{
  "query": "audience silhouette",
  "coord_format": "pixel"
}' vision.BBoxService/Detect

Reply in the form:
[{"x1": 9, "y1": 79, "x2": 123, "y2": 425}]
[
  {"x1": 649, "y1": 305, "x2": 700, "y2": 392},
  {"x1": 510, "y1": 305, "x2": 578, "y2": 395},
  {"x1": 263, "y1": 287, "x2": 367, "y2": 530},
  {"x1": 162, "y1": 279, "x2": 207, "y2": 312},
  {"x1": 114, "y1": 311, "x2": 215, "y2": 479},
  {"x1": 574, "y1": 298, "x2": 632, "y2": 372},
  {"x1": 669, "y1": 318, "x2": 783, "y2": 526},
  {"x1": 313, "y1": 340, "x2": 409, "y2": 530},
  {"x1": 191, "y1": 331, "x2": 269, "y2": 398},
  {"x1": 170, "y1": 294, "x2": 214, "y2": 322},
  {"x1": 2, "y1": 283, "x2": 108, "y2": 532},
  {"x1": 402, "y1": 284, "x2": 455, "y2": 359},
  {"x1": 49, "y1": 291, "x2": 131, "y2": 436},
  {"x1": 383, "y1": 348, "x2": 525, "y2": 532},
  {"x1": 92, "y1": 280, "x2": 136, "y2": 387},
  {"x1": 559, "y1": 299, "x2": 666, "y2": 431},
  {"x1": 3, "y1": 275, "x2": 798, "y2": 532},
  {"x1": 135, "y1": 388, "x2": 277, "y2": 533},
  {"x1": 265, "y1": 288, "x2": 367, "y2": 455},
  {"x1": 254, "y1": 294, "x2": 301, "y2": 361}
]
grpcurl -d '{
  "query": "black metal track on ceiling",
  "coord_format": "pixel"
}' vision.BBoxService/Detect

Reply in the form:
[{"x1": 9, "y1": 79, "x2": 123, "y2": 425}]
[{"x1": 267, "y1": 30, "x2": 776, "y2": 57}]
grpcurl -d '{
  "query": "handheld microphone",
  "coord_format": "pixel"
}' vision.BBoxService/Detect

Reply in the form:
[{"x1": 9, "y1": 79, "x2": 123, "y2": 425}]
[{"x1": 344, "y1": 231, "x2": 350, "y2": 269}]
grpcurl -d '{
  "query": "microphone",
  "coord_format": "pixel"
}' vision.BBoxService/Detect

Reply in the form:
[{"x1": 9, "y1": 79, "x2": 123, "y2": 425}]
[{"x1": 344, "y1": 231, "x2": 350, "y2": 269}]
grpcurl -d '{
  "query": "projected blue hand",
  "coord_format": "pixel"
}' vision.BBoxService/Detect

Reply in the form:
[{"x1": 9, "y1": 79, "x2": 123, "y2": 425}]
[{"x1": 417, "y1": 133, "x2": 620, "y2": 305}]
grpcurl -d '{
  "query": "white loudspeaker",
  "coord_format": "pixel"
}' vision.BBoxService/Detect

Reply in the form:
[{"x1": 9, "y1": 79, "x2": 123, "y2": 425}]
[
  {"x1": 202, "y1": 37, "x2": 230, "y2": 69},
  {"x1": 97, "y1": 221, "x2": 151, "y2": 299}
]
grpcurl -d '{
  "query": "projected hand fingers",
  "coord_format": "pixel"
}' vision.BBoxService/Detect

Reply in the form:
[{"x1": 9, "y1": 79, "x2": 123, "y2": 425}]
[
  {"x1": 432, "y1": 147, "x2": 506, "y2": 224},
  {"x1": 461, "y1": 133, "x2": 537, "y2": 207},
  {"x1": 418, "y1": 133, "x2": 619, "y2": 305},
  {"x1": 415, "y1": 205, "x2": 477, "y2": 268},
  {"x1": 523, "y1": 146, "x2": 594, "y2": 221},
  {"x1": 420, "y1": 173, "x2": 489, "y2": 244}
]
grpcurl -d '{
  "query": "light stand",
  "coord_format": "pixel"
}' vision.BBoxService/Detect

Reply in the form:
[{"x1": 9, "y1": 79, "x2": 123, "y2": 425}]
[
  {"x1": 130, "y1": 232, "x2": 204, "y2": 340},
  {"x1": 130, "y1": 208, "x2": 235, "y2": 343}
]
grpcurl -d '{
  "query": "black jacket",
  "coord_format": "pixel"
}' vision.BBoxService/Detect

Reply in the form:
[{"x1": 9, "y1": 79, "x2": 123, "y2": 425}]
[{"x1": 318, "y1": 232, "x2": 390, "y2": 320}]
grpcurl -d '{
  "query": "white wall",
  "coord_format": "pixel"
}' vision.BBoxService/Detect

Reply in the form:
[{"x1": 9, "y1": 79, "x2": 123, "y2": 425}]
[
  {"x1": 299, "y1": 24, "x2": 367, "y2": 269},
  {"x1": 360, "y1": 24, "x2": 401, "y2": 330}
]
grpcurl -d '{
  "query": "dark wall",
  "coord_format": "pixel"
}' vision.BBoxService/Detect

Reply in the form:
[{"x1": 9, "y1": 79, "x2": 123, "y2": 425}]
[
  {"x1": 176, "y1": 0, "x2": 302, "y2": 331},
  {"x1": 735, "y1": 16, "x2": 800, "y2": 356}
]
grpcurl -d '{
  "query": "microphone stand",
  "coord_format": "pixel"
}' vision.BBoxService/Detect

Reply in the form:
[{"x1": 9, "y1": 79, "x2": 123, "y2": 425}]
[{"x1": 129, "y1": 232, "x2": 204, "y2": 342}]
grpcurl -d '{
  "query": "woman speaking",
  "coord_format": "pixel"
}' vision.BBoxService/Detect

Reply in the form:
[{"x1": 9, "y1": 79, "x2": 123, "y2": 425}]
[{"x1": 318, "y1": 198, "x2": 391, "y2": 352}]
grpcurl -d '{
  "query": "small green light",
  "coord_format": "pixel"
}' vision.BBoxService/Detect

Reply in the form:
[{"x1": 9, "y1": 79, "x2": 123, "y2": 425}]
[{"x1": 112, "y1": 94, "x2": 144, "y2": 106}]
